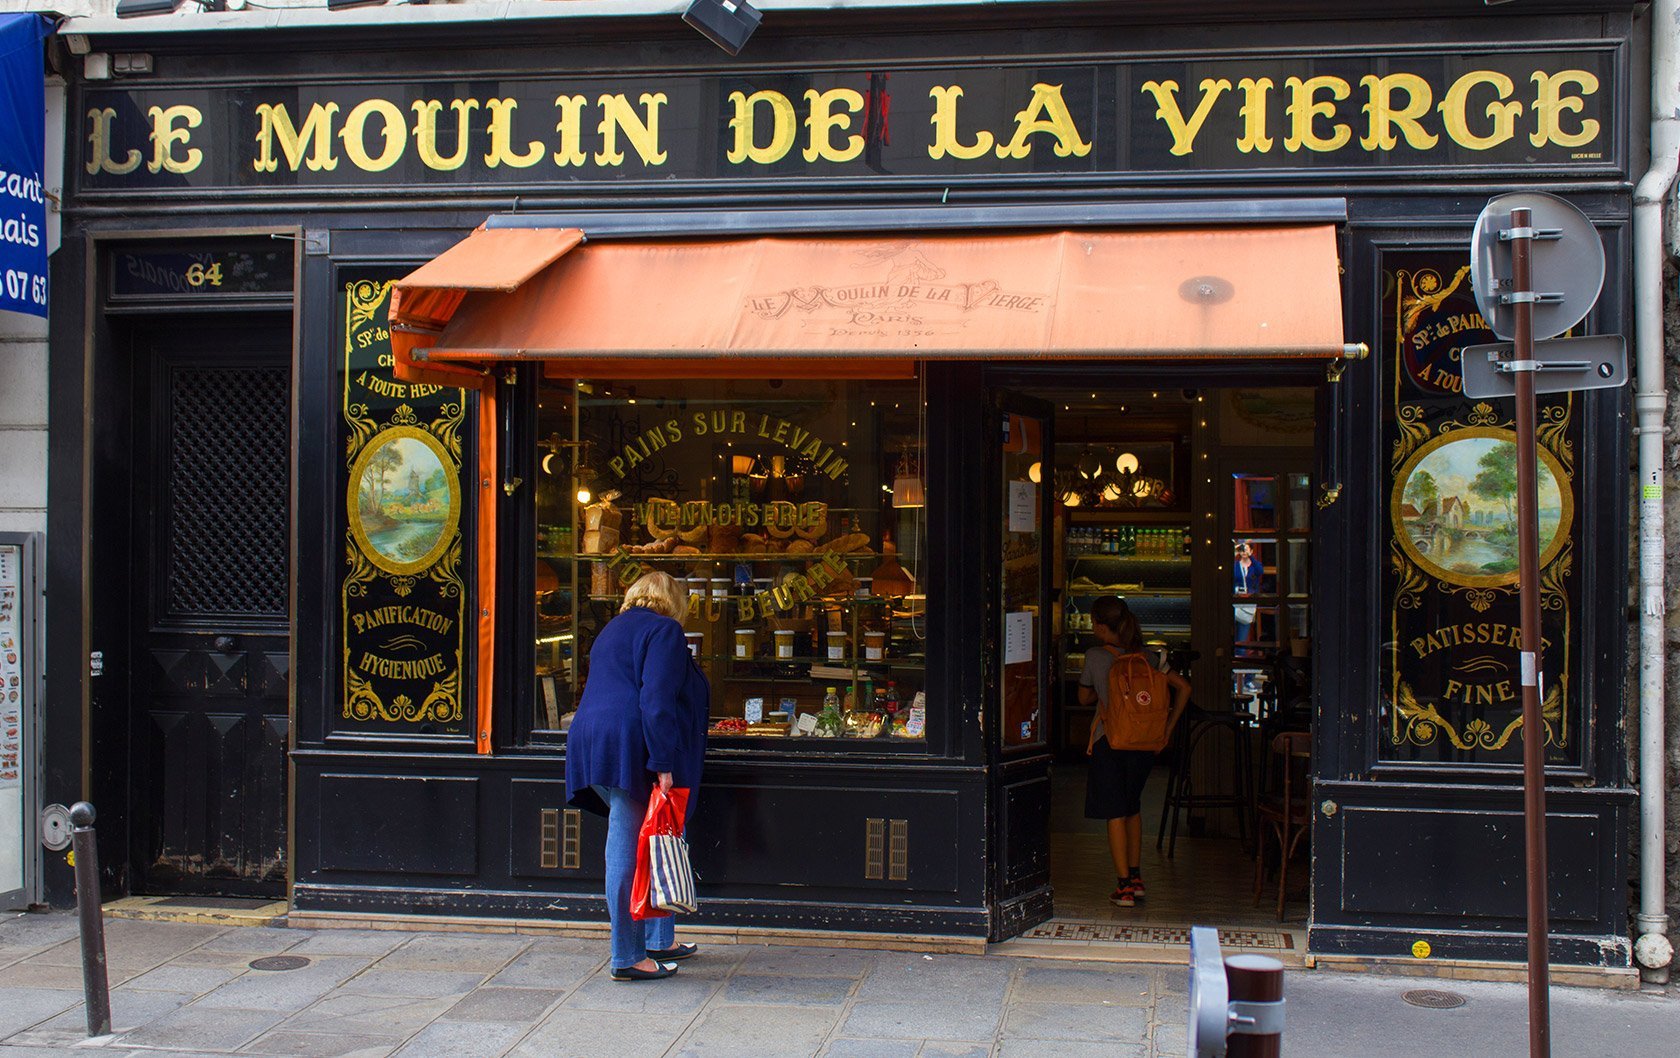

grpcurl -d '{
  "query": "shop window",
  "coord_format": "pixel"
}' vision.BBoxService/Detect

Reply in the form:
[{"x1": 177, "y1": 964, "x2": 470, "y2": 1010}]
[
  {"x1": 1377, "y1": 249, "x2": 1582, "y2": 768},
  {"x1": 532, "y1": 376, "x2": 928, "y2": 745}
]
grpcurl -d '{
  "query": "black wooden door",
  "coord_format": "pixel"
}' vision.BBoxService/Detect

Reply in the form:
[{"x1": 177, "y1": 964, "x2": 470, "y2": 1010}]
[
  {"x1": 986, "y1": 389, "x2": 1056, "y2": 940},
  {"x1": 132, "y1": 327, "x2": 291, "y2": 897}
]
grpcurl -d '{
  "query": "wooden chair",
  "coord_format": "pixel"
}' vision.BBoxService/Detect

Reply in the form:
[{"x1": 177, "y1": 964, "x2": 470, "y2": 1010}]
[{"x1": 1253, "y1": 729, "x2": 1311, "y2": 921}]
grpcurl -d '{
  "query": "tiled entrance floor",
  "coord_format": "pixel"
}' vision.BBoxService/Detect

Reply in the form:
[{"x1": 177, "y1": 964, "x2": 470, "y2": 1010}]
[{"x1": 1011, "y1": 762, "x2": 1304, "y2": 961}]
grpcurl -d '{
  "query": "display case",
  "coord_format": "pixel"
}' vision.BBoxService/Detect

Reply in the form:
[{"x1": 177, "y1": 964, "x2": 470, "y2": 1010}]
[
  {"x1": 533, "y1": 377, "x2": 928, "y2": 743},
  {"x1": 1061, "y1": 514, "x2": 1192, "y2": 680}
]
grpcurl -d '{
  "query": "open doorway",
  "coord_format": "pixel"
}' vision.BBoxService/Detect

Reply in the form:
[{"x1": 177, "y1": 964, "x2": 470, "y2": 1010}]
[{"x1": 1003, "y1": 383, "x2": 1318, "y2": 950}]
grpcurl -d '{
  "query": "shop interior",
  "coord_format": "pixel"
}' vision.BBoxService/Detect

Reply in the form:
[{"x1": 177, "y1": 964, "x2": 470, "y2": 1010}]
[{"x1": 1029, "y1": 384, "x2": 1319, "y2": 937}]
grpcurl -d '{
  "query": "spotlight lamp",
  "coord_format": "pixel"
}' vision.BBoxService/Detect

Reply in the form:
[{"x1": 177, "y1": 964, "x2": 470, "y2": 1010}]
[
  {"x1": 115, "y1": 0, "x2": 185, "y2": 16},
  {"x1": 683, "y1": 0, "x2": 762, "y2": 56}
]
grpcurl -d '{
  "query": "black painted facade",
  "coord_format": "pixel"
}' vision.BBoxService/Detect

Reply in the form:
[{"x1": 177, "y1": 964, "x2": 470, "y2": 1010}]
[{"x1": 43, "y1": 2, "x2": 1640, "y2": 966}]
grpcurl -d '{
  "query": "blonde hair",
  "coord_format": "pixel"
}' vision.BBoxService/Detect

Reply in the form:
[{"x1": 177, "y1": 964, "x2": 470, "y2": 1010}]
[{"x1": 620, "y1": 571, "x2": 688, "y2": 620}]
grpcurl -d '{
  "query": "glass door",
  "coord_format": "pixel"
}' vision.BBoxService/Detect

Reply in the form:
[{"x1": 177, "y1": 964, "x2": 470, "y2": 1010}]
[
  {"x1": 988, "y1": 391, "x2": 1056, "y2": 939},
  {"x1": 1229, "y1": 468, "x2": 1313, "y2": 716}
]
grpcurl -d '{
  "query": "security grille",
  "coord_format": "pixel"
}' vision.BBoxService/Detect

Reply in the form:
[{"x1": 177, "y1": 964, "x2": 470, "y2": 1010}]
[{"x1": 166, "y1": 365, "x2": 289, "y2": 618}]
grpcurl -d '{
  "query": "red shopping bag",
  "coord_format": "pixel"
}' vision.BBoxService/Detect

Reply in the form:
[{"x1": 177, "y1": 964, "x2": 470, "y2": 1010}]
[{"x1": 630, "y1": 785, "x2": 690, "y2": 921}]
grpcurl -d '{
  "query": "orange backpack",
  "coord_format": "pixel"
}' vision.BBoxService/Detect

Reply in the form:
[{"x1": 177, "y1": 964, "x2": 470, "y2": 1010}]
[{"x1": 1102, "y1": 648, "x2": 1174, "y2": 752}]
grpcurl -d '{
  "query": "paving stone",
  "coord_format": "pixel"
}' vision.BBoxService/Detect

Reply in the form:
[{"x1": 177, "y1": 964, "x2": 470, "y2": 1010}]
[
  {"x1": 0, "y1": 985, "x2": 80, "y2": 1037},
  {"x1": 243, "y1": 1028, "x2": 402, "y2": 1057},
  {"x1": 734, "y1": 947, "x2": 880, "y2": 978},
  {"x1": 287, "y1": 931, "x2": 411, "y2": 958},
  {"x1": 379, "y1": 934, "x2": 532, "y2": 973},
  {"x1": 0, "y1": 1046, "x2": 99, "y2": 1058},
  {"x1": 1012, "y1": 963, "x2": 1155, "y2": 1006},
  {"x1": 825, "y1": 1038, "x2": 921, "y2": 1058},
  {"x1": 441, "y1": 986, "x2": 563, "y2": 1023},
  {"x1": 561, "y1": 970, "x2": 721, "y2": 1014},
  {"x1": 278, "y1": 993, "x2": 456, "y2": 1037},
  {"x1": 917, "y1": 1044, "x2": 993, "y2": 1058},
  {"x1": 168, "y1": 948, "x2": 273, "y2": 970},
  {"x1": 390, "y1": 1019, "x2": 530, "y2": 1058},
  {"x1": 672, "y1": 1004, "x2": 839, "y2": 1058},
  {"x1": 195, "y1": 926, "x2": 310, "y2": 955},
  {"x1": 486, "y1": 944, "x2": 605, "y2": 990},
  {"x1": 1000, "y1": 1001, "x2": 1150, "y2": 1043},
  {"x1": 191, "y1": 956, "x2": 372, "y2": 1012},
  {"x1": 114, "y1": 1005, "x2": 286, "y2": 1052},
  {"x1": 339, "y1": 967, "x2": 489, "y2": 999},
  {"x1": 722, "y1": 974, "x2": 855, "y2": 1006},
  {"x1": 122, "y1": 961, "x2": 247, "y2": 995},
  {"x1": 854, "y1": 956, "x2": 1013, "y2": 1005},
  {"x1": 0, "y1": 959, "x2": 88, "y2": 990},
  {"x1": 1151, "y1": 1023, "x2": 1188, "y2": 1058},
  {"x1": 508, "y1": 1008, "x2": 689, "y2": 1058},
  {"x1": 841, "y1": 1001, "x2": 1003, "y2": 1042},
  {"x1": 0, "y1": 913, "x2": 79, "y2": 951},
  {"x1": 996, "y1": 1041, "x2": 1147, "y2": 1058},
  {"x1": 10, "y1": 987, "x2": 196, "y2": 1046}
]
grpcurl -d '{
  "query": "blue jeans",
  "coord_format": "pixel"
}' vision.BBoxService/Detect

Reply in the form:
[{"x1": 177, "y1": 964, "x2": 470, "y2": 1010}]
[{"x1": 598, "y1": 785, "x2": 676, "y2": 969}]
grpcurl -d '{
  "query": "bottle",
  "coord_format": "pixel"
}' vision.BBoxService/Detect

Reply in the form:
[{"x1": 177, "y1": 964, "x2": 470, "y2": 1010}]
[
  {"x1": 883, "y1": 679, "x2": 900, "y2": 717},
  {"x1": 819, "y1": 686, "x2": 843, "y2": 737}
]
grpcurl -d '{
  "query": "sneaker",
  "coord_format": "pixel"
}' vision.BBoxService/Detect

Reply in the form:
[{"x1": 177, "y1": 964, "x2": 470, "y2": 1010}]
[
  {"x1": 1110, "y1": 883, "x2": 1137, "y2": 908},
  {"x1": 1129, "y1": 876, "x2": 1146, "y2": 900}
]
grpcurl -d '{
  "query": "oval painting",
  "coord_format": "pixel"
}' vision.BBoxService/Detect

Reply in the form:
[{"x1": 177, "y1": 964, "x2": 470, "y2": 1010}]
[
  {"x1": 348, "y1": 426, "x2": 461, "y2": 576},
  {"x1": 1391, "y1": 427, "x2": 1572, "y2": 588}
]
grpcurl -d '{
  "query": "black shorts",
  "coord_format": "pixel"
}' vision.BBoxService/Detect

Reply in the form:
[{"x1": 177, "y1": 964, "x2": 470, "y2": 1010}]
[{"x1": 1085, "y1": 742, "x2": 1156, "y2": 820}]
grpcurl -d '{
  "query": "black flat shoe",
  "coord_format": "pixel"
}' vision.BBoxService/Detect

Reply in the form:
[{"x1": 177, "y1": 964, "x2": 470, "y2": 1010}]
[
  {"x1": 610, "y1": 962, "x2": 677, "y2": 981},
  {"x1": 646, "y1": 943, "x2": 697, "y2": 961}
]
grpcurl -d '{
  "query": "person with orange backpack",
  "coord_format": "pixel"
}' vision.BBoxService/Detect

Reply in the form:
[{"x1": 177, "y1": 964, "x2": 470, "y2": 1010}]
[{"x1": 1079, "y1": 596, "x2": 1191, "y2": 908}]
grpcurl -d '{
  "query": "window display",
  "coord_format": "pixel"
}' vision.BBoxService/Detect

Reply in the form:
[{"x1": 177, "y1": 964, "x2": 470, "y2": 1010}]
[{"x1": 533, "y1": 376, "x2": 927, "y2": 743}]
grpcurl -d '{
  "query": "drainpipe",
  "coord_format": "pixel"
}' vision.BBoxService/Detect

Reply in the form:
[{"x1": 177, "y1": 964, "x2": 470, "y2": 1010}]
[{"x1": 1634, "y1": 0, "x2": 1680, "y2": 986}]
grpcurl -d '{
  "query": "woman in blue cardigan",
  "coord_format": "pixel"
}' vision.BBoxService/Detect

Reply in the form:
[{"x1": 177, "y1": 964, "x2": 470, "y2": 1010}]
[{"x1": 566, "y1": 571, "x2": 709, "y2": 982}]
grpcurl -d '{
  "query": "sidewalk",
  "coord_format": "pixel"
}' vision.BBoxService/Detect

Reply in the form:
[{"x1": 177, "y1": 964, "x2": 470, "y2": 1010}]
[{"x1": 0, "y1": 912, "x2": 1671, "y2": 1058}]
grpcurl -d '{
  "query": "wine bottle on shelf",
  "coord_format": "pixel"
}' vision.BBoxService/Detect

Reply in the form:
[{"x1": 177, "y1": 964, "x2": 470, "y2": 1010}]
[{"x1": 883, "y1": 680, "x2": 900, "y2": 717}]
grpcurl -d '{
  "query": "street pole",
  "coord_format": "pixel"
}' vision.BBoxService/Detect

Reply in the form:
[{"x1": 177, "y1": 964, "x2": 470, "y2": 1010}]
[
  {"x1": 1505, "y1": 205, "x2": 1551, "y2": 1058},
  {"x1": 69, "y1": 802, "x2": 111, "y2": 1038}
]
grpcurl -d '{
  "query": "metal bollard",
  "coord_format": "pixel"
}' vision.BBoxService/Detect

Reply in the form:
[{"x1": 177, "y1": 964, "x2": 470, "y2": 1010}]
[
  {"x1": 69, "y1": 802, "x2": 112, "y2": 1037},
  {"x1": 1224, "y1": 954, "x2": 1284, "y2": 1058},
  {"x1": 1188, "y1": 927, "x2": 1285, "y2": 1057}
]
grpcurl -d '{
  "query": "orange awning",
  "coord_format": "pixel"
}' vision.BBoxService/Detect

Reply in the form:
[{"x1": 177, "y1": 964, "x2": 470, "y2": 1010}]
[{"x1": 392, "y1": 224, "x2": 1350, "y2": 382}]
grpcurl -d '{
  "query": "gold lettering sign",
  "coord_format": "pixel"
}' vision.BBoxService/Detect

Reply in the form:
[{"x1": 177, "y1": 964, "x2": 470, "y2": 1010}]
[
  {"x1": 605, "y1": 413, "x2": 849, "y2": 482},
  {"x1": 80, "y1": 53, "x2": 1613, "y2": 187}
]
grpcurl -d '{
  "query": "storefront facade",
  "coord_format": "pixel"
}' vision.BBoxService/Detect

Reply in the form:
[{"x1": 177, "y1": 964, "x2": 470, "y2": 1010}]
[{"x1": 44, "y1": 1, "x2": 1639, "y2": 968}]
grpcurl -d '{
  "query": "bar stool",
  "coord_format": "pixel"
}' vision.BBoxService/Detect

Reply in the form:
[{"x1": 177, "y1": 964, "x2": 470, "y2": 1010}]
[{"x1": 1155, "y1": 702, "x2": 1255, "y2": 859}]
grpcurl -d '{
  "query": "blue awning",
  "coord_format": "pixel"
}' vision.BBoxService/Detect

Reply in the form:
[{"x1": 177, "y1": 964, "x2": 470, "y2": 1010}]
[{"x1": 0, "y1": 14, "x2": 49, "y2": 319}]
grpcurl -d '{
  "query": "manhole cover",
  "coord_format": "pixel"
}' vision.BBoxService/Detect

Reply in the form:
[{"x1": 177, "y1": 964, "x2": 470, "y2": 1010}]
[
  {"x1": 248, "y1": 955, "x2": 310, "y2": 972},
  {"x1": 1402, "y1": 989, "x2": 1466, "y2": 1009}
]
